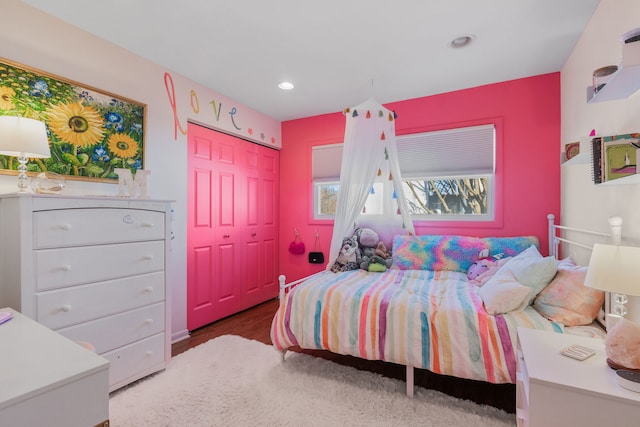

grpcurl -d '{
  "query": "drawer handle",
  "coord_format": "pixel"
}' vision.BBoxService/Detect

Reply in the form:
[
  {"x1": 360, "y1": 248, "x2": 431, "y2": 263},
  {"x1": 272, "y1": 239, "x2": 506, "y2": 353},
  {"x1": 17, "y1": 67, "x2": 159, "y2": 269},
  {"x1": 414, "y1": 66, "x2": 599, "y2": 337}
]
[
  {"x1": 144, "y1": 286, "x2": 154, "y2": 293},
  {"x1": 251, "y1": 233, "x2": 257, "y2": 237},
  {"x1": 61, "y1": 304, "x2": 72, "y2": 312},
  {"x1": 223, "y1": 234, "x2": 230, "y2": 238},
  {"x1": 145, "y1": 350, "x2": 154, "y2": 356},
  {"x1": 141, "y1": 222, "x2": 154, "y2": 228},
  {"x1": 60, "y1": 264, "x2": 72, "y2": 272},
  {"x1": 59, "y1": 223, "x2": 72, "y2": 231},
  {"x1": 143, "y1": 255, "x2": 154, "y2": 261},
  {"x1": 144, "y1": 318, "x2": 154, "y2": 325}
]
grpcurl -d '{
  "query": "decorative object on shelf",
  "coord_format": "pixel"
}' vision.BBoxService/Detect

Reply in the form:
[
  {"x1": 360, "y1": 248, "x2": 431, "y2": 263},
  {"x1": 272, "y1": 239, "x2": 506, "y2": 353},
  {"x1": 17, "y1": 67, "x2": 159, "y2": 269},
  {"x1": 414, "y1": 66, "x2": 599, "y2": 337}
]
[
  {"x1": 565, "y1": 141, "x2": 580, "y2": 161},
  {"x1": 592, "y1": 65, "x2": 618, "y2": 95},
  {"x1": 0, "y1": 57, "x2": 145, "y2": 183},
  {"x1": 114, "y1": 168, "x2": 150, "y2": 198},
  {"x1": 31, "y1": 171, "x2": 66, "y2": 194},
  {"x1": 587, "y1": 28, "x2": 640, "y2": 103},
  {"x1": 0, "y1": 116, "x2": 51, "y2": 193},
  {"x1": 585, "y1": 243, "x2": 640, "y2": 370}
]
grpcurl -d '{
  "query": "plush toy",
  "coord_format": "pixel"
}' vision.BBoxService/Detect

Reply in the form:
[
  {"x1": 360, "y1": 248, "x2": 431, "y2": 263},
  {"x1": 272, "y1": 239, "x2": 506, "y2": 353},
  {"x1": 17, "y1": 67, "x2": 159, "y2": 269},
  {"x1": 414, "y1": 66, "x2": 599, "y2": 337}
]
[
  {"x1": 466, "y1": 249, "x2": 504, "y2": 281},
  {"x1": 354, "y1": 228, "x2": 393, "y2": 270},
  {"x1": 354, "y1": 228, "x2": 380, "y2": 249},
  {"x1": 330, "y1": 236, "x2": 361, "y2": 273}
]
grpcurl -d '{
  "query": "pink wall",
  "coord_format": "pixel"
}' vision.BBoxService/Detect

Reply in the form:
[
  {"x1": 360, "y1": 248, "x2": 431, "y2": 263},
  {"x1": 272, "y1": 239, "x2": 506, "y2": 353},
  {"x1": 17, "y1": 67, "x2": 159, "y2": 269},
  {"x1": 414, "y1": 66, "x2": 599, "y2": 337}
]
[{"x1": 279, "y1": 73, "x2": 561, "y2": 282}]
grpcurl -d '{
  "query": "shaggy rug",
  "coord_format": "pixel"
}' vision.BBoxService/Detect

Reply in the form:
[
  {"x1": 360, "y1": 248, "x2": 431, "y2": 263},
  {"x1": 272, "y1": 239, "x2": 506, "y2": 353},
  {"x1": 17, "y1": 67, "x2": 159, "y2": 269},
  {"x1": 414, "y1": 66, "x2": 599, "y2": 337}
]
[{"x1": 109, "y1": 335, "x2": 515, "y2": 426}]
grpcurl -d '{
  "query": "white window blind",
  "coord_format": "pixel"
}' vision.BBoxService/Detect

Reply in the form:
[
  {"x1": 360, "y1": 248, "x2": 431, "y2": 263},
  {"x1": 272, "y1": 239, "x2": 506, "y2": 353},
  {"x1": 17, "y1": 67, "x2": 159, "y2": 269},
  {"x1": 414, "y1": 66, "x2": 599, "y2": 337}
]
[
  {"x1": 312, "y1": 124, "x2": 495, "y2": 180},
  {"x1": 312, "y1": 143, "x2": 343, "y2": 180},
  {"x1": 396, "y1": 124, "x2": 495, "y2": 178}
]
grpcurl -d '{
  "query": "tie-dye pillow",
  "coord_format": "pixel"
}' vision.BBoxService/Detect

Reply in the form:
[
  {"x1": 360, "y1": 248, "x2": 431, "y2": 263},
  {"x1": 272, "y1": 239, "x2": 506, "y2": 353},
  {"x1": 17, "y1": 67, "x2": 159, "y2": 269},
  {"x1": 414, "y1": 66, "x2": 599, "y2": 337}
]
[{"x1": 392, "y1": 234, "x2": 539, "y2": 272}]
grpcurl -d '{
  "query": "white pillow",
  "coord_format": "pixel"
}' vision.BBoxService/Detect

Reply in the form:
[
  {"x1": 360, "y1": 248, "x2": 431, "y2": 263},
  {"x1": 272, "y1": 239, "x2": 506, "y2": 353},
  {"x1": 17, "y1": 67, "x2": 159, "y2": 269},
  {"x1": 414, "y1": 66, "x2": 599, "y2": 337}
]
[
  {"x1": 484, "y1": 245, "x2": 557, "y2": 305},
  {"x1": 478, "y1": 269, "x2": 531, "y2": 314}
]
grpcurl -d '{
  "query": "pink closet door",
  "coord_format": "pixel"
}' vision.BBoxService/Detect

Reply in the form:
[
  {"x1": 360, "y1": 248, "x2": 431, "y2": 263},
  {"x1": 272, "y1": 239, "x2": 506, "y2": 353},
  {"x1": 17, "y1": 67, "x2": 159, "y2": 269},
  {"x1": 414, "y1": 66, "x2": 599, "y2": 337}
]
[{"x1": 187, "y1": 123, "x2": 279, "y2": 330}]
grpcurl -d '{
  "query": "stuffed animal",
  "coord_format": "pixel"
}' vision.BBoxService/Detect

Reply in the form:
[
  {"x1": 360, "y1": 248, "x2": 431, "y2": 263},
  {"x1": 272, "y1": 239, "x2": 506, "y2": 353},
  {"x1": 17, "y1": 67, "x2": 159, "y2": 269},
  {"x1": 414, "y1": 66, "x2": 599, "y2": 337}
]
[
  {"x1": 330, "y1": 236, "x2": 361, "y2": 273},
  {"x1": 354, "y1": 228, "x2": 379, "y2": 249},
  {"x1": 354, "y1": 228, "x2": 393, "y2": 270},
  {"x1": 466, "y1": 249, "x2": 504, "y2": 281}
]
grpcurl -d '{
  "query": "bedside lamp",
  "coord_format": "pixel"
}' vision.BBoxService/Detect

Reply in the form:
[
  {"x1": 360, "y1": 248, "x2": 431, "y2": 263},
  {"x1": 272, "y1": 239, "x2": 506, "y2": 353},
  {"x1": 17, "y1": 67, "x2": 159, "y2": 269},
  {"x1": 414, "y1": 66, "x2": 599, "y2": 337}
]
[
  {"x1": 0, "y1": 116, "x2": 51, "y2": 193},
  {"x1": 585, "y1": 243, "x2": 640, "y2": 370}
]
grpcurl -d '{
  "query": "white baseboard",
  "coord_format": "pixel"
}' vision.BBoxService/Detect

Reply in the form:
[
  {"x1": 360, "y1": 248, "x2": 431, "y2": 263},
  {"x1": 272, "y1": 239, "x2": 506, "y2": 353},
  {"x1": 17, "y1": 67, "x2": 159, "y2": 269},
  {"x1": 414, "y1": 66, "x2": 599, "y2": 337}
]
[{"x1": 171, "y1": 329, "x2": 190, "y2": 344}]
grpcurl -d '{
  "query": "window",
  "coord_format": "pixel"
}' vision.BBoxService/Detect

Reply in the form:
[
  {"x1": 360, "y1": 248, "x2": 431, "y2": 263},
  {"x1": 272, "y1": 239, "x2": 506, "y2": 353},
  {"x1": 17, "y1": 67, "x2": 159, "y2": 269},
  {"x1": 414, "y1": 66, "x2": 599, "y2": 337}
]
[{"x1": 311, "y1": 124, "x2": 496, "y2": 221}]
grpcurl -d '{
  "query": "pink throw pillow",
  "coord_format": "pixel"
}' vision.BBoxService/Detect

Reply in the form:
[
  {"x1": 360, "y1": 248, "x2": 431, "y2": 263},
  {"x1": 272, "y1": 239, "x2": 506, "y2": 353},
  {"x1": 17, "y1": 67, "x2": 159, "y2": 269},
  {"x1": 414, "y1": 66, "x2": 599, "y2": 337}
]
[{"x1": 533, "y1": 258, "x2": 604, "y2": 326}]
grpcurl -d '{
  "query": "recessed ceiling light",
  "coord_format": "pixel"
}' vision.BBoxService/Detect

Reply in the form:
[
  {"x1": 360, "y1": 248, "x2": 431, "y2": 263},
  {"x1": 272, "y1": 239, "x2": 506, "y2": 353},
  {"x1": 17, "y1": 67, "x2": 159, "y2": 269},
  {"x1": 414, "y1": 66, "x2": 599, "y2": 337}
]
[
  {"x1": 278, "y1": 81, "x2": 294, "y2": 90},
  {"x1": 450, "y1": 35, "x2": 475, "y2": 48}
]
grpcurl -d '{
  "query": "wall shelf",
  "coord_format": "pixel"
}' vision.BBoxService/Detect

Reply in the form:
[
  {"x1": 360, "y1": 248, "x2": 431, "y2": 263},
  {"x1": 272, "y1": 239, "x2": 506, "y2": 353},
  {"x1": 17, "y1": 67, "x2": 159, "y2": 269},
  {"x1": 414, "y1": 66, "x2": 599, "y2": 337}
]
[{"x1": 587, "y1": 40, "x2": 640, "y2": 103}]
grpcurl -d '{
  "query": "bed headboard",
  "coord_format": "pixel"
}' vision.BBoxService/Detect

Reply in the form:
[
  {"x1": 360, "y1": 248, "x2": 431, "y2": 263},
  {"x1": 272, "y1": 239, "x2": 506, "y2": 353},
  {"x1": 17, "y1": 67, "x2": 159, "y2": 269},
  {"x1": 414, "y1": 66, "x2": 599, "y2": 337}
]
[{"x1": 547, "y1": 213, "x2": 622, "y2": 327}]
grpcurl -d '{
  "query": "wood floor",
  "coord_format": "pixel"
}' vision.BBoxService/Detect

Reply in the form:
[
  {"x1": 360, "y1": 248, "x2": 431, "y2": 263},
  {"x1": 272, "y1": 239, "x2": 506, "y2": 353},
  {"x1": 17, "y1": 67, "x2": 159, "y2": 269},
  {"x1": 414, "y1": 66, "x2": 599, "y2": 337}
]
[{"x1": 172, "y1": 298, "x2": 516, "y2": 414}]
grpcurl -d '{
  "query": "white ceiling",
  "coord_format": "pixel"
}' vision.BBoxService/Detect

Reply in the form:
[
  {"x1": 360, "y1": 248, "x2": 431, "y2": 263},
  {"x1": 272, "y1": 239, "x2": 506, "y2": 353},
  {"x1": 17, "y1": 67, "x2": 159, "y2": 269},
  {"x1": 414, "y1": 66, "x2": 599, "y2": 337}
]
[{"x1": 21, "y1": 0, "x2": 600, "y2": 122}]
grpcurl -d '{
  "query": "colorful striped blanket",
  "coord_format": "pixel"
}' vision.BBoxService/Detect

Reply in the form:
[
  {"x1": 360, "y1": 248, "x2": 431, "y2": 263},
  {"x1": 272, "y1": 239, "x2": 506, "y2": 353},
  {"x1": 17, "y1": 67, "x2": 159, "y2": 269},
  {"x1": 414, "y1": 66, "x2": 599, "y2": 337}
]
[{"x1": 271, "y1": 269, "x2": 563, "y2": 384}]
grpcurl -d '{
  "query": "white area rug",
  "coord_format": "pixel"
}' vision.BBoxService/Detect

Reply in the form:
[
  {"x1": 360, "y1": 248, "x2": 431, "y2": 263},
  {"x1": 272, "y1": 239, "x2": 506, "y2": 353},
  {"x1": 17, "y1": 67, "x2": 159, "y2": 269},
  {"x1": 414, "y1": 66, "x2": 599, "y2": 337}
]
[{"x1": 109, "y1": 335, "x2": 515, "y2": 426}]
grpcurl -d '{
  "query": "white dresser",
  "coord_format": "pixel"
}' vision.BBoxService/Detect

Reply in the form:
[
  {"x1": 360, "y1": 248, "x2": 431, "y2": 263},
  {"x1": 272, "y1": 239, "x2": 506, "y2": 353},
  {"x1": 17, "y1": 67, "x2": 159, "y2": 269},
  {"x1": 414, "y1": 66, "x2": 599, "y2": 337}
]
[{"x1": 0, "y1": 194, "x2": 172, "y2": 391}]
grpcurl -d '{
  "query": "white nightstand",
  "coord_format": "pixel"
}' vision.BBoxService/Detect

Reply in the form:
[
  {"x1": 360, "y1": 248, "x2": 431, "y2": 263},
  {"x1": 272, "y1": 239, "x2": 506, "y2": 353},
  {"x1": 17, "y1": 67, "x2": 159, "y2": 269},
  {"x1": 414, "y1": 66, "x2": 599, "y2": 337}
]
[
  {"x1": 516, "y1": 327, "x2": 640, "y2": 427},
  {"x1": 0, "y1": 308, "x2": 110, "y2": 426}
]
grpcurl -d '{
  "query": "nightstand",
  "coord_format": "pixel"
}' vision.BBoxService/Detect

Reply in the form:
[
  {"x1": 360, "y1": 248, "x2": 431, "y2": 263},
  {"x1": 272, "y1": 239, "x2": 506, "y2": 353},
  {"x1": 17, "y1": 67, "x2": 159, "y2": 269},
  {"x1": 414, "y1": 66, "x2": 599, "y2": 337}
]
[
  {"x1": 516, "y1": 327, "x2": 640, "y2": 427},
  {"x1": 0, "y1": 308, "x2": 110, "y2": 426}
]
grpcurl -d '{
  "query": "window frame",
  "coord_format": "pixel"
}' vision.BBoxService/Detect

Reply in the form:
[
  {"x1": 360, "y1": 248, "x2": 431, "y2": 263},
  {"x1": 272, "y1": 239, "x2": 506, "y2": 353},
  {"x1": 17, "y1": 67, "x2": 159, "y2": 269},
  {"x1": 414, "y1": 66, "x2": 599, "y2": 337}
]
[{"x1": 310, "y1": 118, "x2": 503, "y2": 228}]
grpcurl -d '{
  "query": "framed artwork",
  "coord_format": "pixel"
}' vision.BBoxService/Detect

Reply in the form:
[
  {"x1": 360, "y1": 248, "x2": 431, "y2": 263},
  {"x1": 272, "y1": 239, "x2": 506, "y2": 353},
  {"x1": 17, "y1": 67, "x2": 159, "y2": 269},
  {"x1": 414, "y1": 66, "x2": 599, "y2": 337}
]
[{"x1": 0, "y1": 58, "x2": 145, "y2": 182}]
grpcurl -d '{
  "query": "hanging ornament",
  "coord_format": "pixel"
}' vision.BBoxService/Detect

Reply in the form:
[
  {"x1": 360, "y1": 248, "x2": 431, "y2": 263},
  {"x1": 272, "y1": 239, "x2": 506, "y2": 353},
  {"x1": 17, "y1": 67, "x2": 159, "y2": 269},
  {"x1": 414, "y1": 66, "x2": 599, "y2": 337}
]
[
  {"x1": 377, "y1": 168, "x2": 382, "y2": 176},
  {"x1": 352, "y1": 109, "x2": 358, "y2": 117},
  {"x1": 397, "y1": 208, "x2": 401, "y2": 215},
  {"x1": 388, "y1": 172, "x2": 393, "y2": 180},
  {"x1": 366, "y1": 110, "x2": 371, "y2": 119},
  {"x1": 379, "y1": 110, "x2": 384, "y2": 117},
  {"x1": 362, "y1": 206, "x2": 367, "y2": 213},
  {"x1": 392, "y1": 189, "x2": 397, "y2": 198},
  {"x1": 370, "y1": 186, "x2": 375, "y2": 195},
  {"x1": 393, "y1": 111, "x2": 398, "y2": 119},
  {"x1": 388, "y1": 112, "x2": 393, "y2": 121},
  {"x1": 344, "y1": 108, "x2": 350, "y2": 114},
  {"x1": 380, "y1": 131, "x2": 386, "y2": 140},
  {"x1": 385, "y1": 148, "x2": 389, "y2": 160}
]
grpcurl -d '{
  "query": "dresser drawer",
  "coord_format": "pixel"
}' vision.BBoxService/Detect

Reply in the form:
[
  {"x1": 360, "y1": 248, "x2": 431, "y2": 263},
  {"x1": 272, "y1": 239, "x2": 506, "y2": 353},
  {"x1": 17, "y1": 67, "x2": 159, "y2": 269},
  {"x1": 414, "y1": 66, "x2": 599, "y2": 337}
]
[
  {"x1": 34, "y1": 208, "x2": 165, "y2": 249},
  {"x1": 35, "y1": 240, "x2": 164, "y2": 290},
  {"x1": 36, "y1": 271, "x2": 164, "y2": 329},
  {"x1": 104, "y1": 333, "x2": 165, "y2": 391},
  {"x1": 57, "y1": 302, "x2": 165, "y2": 354}
]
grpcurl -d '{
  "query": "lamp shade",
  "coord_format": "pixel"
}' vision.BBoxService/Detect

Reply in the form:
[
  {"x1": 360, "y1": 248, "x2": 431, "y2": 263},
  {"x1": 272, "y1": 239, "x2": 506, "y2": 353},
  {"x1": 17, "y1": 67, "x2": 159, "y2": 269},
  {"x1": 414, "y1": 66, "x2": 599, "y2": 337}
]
[
  {"x1": 585, "y1": 243, "x2": 640, "y2": 296},
  {"x1": 0, "y1": 116, "x2": 50, "y2": 158}
]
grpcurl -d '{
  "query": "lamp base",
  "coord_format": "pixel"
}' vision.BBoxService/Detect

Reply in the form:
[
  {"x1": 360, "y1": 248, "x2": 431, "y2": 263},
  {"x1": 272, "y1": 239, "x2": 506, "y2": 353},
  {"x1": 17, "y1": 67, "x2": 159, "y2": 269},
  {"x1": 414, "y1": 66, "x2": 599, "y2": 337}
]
[{"x1": 607, "y1": 358, "x2": 640, "y2": 372}]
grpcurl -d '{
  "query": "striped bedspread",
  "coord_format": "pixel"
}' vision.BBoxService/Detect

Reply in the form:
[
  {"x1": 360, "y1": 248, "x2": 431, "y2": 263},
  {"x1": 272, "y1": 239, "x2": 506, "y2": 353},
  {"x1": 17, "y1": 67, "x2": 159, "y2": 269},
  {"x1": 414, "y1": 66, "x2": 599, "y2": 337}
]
[{"x1": 271, "y1": 269, "x2": 563, "y2": 384}]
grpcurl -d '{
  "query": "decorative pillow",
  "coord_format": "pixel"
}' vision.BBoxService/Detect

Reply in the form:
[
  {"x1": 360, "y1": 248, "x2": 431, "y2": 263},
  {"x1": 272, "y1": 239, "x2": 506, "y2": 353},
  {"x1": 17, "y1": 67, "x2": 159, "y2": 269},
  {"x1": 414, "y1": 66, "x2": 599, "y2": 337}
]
[
  {"x1": 392, "y1": 235, "x2": 538, "y2": 272},
  {"x1": 477, "y1": 269, "x2": 531, "y2": 314},
  {"x1": 533, "y1": 257, "x2": 605, "y2": 326},
  {"x1": 482, "y1": 245, "x2": 557, "y2": 305}
]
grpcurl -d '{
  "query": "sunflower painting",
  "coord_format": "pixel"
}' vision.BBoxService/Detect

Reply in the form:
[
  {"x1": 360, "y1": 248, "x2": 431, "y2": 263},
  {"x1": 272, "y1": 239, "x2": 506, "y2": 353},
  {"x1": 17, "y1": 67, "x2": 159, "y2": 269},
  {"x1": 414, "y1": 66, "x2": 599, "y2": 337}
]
[{"x1": 0, "y1": 58, "x2": 145, "y2": 181}]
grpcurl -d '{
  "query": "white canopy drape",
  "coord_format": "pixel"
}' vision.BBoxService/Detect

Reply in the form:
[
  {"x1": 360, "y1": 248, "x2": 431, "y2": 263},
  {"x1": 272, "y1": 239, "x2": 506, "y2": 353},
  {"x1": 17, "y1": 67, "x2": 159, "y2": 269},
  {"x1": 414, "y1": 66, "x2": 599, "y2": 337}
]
[{"x1": 327, "y1": 98, "x2": 415, "y2": 270}]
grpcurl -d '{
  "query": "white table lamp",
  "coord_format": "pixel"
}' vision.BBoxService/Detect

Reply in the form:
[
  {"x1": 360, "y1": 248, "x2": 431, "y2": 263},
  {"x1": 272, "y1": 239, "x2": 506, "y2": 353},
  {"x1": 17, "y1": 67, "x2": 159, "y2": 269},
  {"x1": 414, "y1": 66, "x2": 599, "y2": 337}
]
[
  {"x1": 0, "y1": 116, "x2": 51, "y2": 193},
  {"x1": 585, "y1": 243, "x2": 640, "y2": 317}
]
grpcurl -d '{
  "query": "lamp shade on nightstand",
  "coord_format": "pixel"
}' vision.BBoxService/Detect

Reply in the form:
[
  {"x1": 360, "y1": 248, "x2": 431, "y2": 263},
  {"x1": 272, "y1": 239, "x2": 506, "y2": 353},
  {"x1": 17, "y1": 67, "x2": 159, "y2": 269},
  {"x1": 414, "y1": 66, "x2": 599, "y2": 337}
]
[{"x1": 585, "y1": 243, "x2": 640, "y2": 297}]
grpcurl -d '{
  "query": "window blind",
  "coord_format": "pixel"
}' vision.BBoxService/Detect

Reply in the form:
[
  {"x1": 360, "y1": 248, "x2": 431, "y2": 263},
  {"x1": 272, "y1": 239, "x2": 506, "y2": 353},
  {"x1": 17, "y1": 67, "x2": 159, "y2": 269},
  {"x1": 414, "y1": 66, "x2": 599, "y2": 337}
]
[
  {"x1": 396, "y1": 124, "x2": 495, "y2": 178},
  {"x1": 312, "y1": 143, "x2": 343, "y2": 180},
  {"x1": 311, "y1": 124, "x2": 495, "y2": 180}
]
